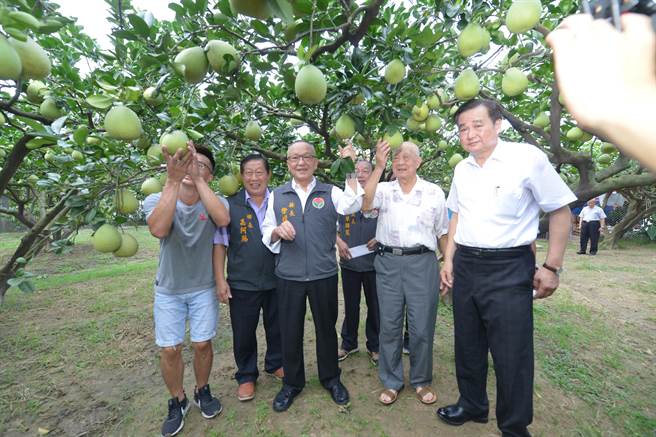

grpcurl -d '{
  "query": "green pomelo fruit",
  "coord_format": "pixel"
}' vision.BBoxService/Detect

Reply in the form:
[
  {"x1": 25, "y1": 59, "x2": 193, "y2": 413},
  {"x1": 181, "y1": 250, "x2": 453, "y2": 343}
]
[
  {"x1": 600, "y1": 142, "x2": 617, "y2": 154},
  {"x1": 406, "y1": 117, "x2": 423, "y2": 131},
  {"x1": 229, "y1": 0, "x2": 272, "y2": 19},
  {"x1": 424, "y1": 115, "x2": 442, "y2": 133},
  {"x1": 597, "y1": 154, "x2": 612, "y2": 165},
  {"x1": 458, "y1": 23, "x2": 488, "y2": 57},
  {"x1": 566, "y1": 127, "x2": 583, "y2": 141},
  {"x1": 411, "y1": 103, "x2": 429, "y2": 122},
  {"x1": 506, "y1": 0, "x2": 543, "y2": 34},
  {"x1": 383, "y1": 130, "x2": 404, "y2": 149},
  {"x1": 173, "y1": 46, "x2": 208, "y2": 84},
  {"x1": 438, "y1": 140, "x2": 449, "y2": 151},
  {"x1": 147, "y1": 144, "x2": 164, "y2": 163},
  {"x1": 295, "y1": 65, "x2": 327, "y2": 105},
  {"x1": 9, "y1": 37, "x2": 51, "y2": 79},
  {"x1": 501, "y1": 67, "x2": 529, "y2": 97},
  {"x1": 384, "y1": 59, "x2": 405, "y2": 85},
  {"x1": 39, "y1": 98, "x2": 61, "y2": 120},
  {"x1": 104, "y1": 105, "x2": 143, "y2": 140},
  {"x1": 218, "y1": 174, "x2": 240, "y2": 196},
  {"x1": 448, "y1": 153, "x2": 464, "y2": 168},
  {"x1": 427, "y1": 94, "x2": 440, "y2": 109},
  {"x1": 115, "y1": 189, "x2": 139, "y2": 214},
  {"x1": 454, "y1": 68, "x2": 480, "y2": 100},
  {"x1": 141, "y1": 177, "x2": 162, "y2": 195},
  {"x1": 532, "y1": 112, "x2": 549, "y2": 128},
  {"x1": 92, "y1": 224, "x2": 122, "y2": 253},
  {"x1": 0, "y1": 36, "x2": 22, "y2": 80},
  {"x1": 26, "y1": 80, "x2": 48, "y2": 103},
  {"x1": 205, "y1": 40, "x2": 240, "y2": 74},
  {"x1": 86, "y1": 136, "x2": 101, "y2": 145},
  {"x1": 71, "y1": 150, "x2": 84, "y2": 161},
  {"x1": 143, "y1": 87, "x2": 163, "y2": 106},
  {"x1": 113, "y1": 233, "x2": 139, "y2": 257},
  {"x1": 245, "y1": 120, "x2": 262, "y2": 140},
  {"x1": 335, "y1": 114, "x2": 355, "y2": 139},
  {"x1": 160, "y1": 130, "x2": 189, "y2": 155}
]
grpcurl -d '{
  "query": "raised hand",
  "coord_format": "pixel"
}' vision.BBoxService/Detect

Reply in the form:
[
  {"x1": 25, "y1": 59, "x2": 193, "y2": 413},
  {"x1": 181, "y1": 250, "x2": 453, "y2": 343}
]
[{"x1": 162, "y1": 145, "x2": 192, "y2": 183}]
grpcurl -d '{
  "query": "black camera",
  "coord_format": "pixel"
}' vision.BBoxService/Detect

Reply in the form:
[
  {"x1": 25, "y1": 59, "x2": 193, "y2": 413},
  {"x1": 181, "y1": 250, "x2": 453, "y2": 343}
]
[{"x1": 581, "y1": 0, "x2": 656, "y2": 30}]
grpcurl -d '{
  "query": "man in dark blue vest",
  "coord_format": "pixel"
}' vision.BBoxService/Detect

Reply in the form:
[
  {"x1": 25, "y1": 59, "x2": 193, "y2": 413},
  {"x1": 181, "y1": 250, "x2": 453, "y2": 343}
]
[
  {"x1": 336, "y1": 159, "x2": 380, "y2": 364},
  {"x1": 213, "y1": 154, "x2": 283, "y2": 403},
  {"x1": 261, "y1": 141, "x2": 363, "y2": 412}
]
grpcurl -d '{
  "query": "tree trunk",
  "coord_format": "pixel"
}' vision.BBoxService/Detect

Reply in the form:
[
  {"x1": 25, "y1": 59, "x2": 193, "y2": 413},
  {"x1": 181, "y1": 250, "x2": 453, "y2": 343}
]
[
  {"x1": 604, "y1": 200, "x2": 656, "y2": 249},
  {"x1": 0, "y1": 192, "x2": 73, "y2": 303}
]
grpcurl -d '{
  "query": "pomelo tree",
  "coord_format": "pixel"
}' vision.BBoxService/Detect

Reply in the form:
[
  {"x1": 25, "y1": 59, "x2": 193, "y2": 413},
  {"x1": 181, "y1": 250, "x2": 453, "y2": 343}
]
[{"x1": 0, "y1": 0, "x2": 654, "y2": 303}]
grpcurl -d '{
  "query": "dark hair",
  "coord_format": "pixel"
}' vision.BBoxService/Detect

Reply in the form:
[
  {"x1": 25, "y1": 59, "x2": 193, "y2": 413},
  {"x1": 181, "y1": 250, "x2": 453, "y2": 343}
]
[
  {"x1": 194, "y1": 145, "x2": 216, "y2": 172},
  {"x1": 240, "y1": 153, "x2": 270, "y2": 174},
  {"x1": 453, "y1": 99, "x2": 503, "y2": 125}
]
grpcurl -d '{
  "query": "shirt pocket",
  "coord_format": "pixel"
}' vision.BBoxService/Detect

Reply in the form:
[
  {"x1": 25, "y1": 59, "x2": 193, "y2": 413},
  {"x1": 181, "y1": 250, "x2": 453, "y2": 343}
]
[{"x1": 495, "y1": 186, "x2": 524, "y2": 218}]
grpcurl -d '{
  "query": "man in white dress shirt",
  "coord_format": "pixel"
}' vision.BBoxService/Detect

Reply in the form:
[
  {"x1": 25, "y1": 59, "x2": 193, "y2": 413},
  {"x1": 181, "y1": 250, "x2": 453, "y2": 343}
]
[
  {"x1": 362, "y1": 140, "x2": 448, "y2": 406},
  {"x1": 577, "y1": 199, "x2": 606, "y2": 255},
  {"x1": 436, "y1": 99, "x2": 577, "y2": 437},
  {"x1": 261, "y1": 141, "x2": 363, "y2": 412}
]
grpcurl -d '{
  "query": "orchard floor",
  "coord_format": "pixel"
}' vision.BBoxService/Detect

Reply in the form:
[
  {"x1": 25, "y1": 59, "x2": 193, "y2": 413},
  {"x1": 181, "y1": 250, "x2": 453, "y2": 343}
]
[{"x1": 0, "y1": 228, "x2": 654, "y2": 437}]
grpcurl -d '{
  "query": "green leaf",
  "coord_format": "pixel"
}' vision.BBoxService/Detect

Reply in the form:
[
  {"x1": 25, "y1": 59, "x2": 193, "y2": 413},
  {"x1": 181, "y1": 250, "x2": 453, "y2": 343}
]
[
  {"x1": 85, "y1": 95, "x2": 114, "y2": 110},
  {"x1": 272, "y1": 0, "x2": 295, "y2": 24},
  {"x1": 18, "y1": 280, "x2": 35, "y2": 293},
  {"x1": 96, "y1": 80, "x2": 119, "y2": 92},
  {"x1": 127, "y1": 14, "x2": 150, "y2": 38},
  {"x1": 252, "y1": 21, "x2": 270, "y2": 38}
]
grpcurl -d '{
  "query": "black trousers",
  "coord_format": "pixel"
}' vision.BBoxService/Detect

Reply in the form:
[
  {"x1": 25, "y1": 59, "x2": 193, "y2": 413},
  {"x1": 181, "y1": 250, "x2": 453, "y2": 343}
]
[
  {"x1": 277, "y1": 275, "x2": 340, "y2": 389},
  {"x1": 340, "y1": 269, "x2": 379, "y2": 353},
  {"x1": 580, "y1": 221, "x2": 601, "y2": 254},
  {"x1": 228, "y1": 288, "x2": 282, "y2": 384},
  {"x1": 453, "y1": 245, "x2": 535, "y2": 437}
]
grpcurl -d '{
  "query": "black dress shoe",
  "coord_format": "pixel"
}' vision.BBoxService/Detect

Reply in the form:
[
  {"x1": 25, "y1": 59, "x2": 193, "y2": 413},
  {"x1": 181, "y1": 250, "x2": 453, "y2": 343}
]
[
  {"x1": 272, "y1": 386, "x2": 302, "y2": 412},
  {"x1": 436, "y1": 404, "x2": 488, "y2": 426},
  {"x1": 576, "y1": 251, "x2": 586, "y2": 255},
  {"x1": 325, "y1": 381, "x2": 350, "y2": 405}
]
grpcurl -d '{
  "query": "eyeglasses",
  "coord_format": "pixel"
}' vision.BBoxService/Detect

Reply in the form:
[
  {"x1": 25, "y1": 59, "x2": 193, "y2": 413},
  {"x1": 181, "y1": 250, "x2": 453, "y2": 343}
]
[
  {"x1": 287, "y1": 154, "x2": 316, "y2": 164},
  {"x1": 243, "y1": 170, "x2": 267, "y2": 178},
  {"x1": 196, "y1": 161, "x2": 212, "y2": 172}
]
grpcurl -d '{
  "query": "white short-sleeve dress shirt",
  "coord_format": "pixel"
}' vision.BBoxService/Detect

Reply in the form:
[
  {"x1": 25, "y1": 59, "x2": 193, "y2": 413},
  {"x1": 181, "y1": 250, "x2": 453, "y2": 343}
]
[
  {"x1": 446, "y1": 140, "x2": 577, "y2": 249},
  {"x1": 579, "y1": 206, "x2": 606, "y2": 222},
  {"x1": 369, "y1": 177, "x2": 448, "y2": 251}
]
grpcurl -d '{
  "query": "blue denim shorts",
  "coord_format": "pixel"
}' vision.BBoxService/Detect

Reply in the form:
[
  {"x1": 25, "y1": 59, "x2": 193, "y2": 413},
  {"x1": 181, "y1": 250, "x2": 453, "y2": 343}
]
[{"x1": 153, "y1": 288, "x2": 218, "y2": 347}]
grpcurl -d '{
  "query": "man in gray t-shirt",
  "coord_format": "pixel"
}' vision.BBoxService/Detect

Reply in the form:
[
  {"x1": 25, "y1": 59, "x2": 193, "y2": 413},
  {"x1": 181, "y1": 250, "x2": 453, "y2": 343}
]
[{"x1": 144, "y1": 143, "x2": 229, "y2": 437}]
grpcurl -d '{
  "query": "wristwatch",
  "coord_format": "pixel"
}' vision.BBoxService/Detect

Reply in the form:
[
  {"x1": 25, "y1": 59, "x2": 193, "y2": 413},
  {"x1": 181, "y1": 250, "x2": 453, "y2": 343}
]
[{"x1": 542, "y1": 262, "x2": 563, "y2": 277}]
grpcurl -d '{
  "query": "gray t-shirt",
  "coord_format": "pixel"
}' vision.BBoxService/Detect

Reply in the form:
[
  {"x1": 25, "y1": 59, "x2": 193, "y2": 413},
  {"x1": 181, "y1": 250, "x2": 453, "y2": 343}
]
[{"x1": 143, "y1": 192, "x2": 227, "y2": 295}]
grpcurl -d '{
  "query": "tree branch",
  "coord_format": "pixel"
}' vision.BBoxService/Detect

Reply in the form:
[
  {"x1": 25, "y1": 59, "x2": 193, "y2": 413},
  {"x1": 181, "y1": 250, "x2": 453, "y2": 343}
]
[{"x1": 310, "y1": 0, "x2": 383, "y2": 62}]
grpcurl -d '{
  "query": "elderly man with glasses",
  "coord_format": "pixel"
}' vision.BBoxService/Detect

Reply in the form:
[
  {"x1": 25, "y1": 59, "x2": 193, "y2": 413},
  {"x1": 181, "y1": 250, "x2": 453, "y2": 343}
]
[{"x1": 261, "y1": 141, "x2": 363, "y2": 412}]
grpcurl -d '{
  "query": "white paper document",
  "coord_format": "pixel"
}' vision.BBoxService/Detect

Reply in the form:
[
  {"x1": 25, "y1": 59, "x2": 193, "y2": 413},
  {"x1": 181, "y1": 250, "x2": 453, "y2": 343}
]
[{"x1": 348, "y1": 244, "x2": 374, "y2": 258}]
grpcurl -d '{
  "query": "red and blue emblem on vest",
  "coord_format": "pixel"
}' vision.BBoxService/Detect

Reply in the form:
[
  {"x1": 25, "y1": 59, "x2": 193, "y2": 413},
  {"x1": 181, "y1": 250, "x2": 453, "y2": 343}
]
[
  {"x1": 312, "y1": 197, "x2": 325, "y2": 209},
  {"x1": 199, "y1": 212, "x2": 208, "y2": 221}
]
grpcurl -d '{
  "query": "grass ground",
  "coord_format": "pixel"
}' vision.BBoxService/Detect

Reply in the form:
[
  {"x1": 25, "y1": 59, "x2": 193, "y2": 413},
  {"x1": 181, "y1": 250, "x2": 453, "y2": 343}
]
[{"x1": 0, "y1": 228, "x2": 654, "y2": 436}]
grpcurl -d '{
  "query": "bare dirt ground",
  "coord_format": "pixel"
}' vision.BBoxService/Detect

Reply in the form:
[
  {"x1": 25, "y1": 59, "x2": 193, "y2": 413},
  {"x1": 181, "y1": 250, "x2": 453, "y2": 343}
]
[{"x1": 1, "y1": 235, "x2": 654, "y2": 436}]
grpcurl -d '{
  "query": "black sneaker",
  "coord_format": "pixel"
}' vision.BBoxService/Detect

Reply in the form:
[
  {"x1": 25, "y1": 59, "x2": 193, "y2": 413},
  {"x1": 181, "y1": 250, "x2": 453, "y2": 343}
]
[
  {"x1": 194, "y1": 384, "x2": 223, "y2": 419},
  {"x1": 161, "y1": 396, "x2": 189, "y2": 437}
]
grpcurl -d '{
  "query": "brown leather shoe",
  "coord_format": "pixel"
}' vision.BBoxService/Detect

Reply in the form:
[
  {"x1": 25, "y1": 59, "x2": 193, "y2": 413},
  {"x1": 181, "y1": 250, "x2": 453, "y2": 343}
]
[
  {"x1": 268, "y1": 367, "x2": 284, "y2": 380},
  {"x1": 237, "y1": 382, "x2": 255, "y2": 401}
]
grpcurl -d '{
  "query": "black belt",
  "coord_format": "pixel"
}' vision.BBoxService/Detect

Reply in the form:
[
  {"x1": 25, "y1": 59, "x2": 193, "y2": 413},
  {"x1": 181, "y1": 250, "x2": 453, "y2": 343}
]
[
  {"x1": 456, "y1": 244, "x2": 531, "y2": 258},
  {"x1": 377, "y1": 244, "x2": 432, "y2": 256}
]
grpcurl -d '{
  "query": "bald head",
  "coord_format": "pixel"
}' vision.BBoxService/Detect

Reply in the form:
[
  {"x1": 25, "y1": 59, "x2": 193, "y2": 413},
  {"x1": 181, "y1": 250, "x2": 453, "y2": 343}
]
[{"x1": 287, "y1": 141, "x2": 315, "y2": 157}]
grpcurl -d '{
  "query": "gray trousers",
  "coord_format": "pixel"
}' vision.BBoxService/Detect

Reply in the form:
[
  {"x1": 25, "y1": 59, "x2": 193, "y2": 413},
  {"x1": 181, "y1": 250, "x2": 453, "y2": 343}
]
[{"x1": 374, "y1": 251, "x2": 440, "y2": 391}]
